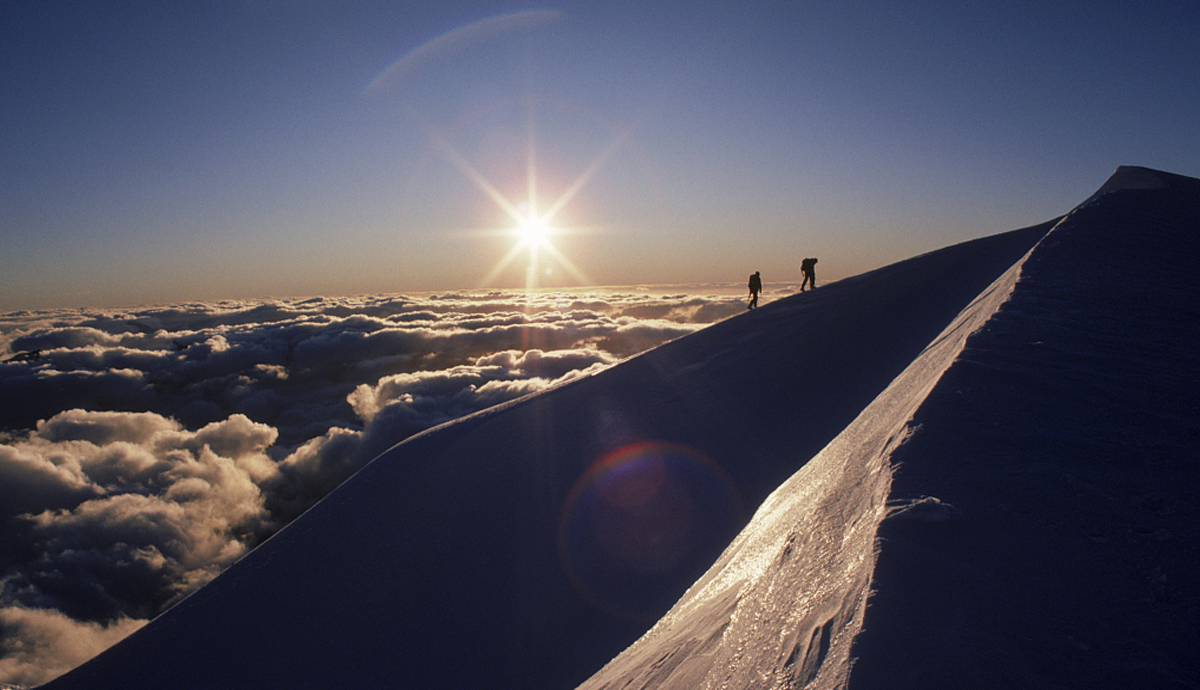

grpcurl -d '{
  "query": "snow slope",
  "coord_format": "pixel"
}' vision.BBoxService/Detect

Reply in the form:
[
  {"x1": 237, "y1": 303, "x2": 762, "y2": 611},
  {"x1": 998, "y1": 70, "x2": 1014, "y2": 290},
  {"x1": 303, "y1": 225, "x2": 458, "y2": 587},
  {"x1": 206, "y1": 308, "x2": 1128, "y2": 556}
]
[
  {"x1": 37, "y1": 167, "x2": 1198, "y2": 689},
  {"x1": 846, "y1": 167, "x2": 1200, "y2": 689},
  {"x1": 577, "y1": 209, "x2": 1032, "y2": 690},
  {"x1": 579, "y1": 166, "x2": 1200, "y2": 690}
]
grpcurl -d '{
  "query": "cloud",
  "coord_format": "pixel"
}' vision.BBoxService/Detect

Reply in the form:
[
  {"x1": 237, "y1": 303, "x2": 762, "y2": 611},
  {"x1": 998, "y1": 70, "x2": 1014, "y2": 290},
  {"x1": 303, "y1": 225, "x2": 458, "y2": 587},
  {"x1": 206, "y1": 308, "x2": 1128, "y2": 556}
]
[
  {"x1": 348, "y1": 347, "x2": 617, "y2": 424},
  {"x1": 0, "y1": 605, "x2": 146, "y2": 688},
  {"x1": 1, "y1": 411, "x2": 277, "y2": 629},
  {"x1": 35, "y1": 408, "x2": 179, "y2": 446},
  {"x1": 343, "y1": 347, "x2": 620, "y2": 468},
  {"x1": 0, "y1": 289, "x2": 743, "y2": 684},
  {"x1": 265, "y1": 427, "x2": 365, "y2": 521},
  {"x1": 0, "y1": 443, "x2": 99, "y2": 519}
]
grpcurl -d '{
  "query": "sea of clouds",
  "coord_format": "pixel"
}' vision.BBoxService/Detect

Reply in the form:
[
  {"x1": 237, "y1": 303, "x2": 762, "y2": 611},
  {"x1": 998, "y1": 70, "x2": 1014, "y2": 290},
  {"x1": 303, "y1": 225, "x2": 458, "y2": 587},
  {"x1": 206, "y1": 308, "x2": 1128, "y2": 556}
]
[{"x1": 0, "y1": 288, "x2": 751, "y2": 686}]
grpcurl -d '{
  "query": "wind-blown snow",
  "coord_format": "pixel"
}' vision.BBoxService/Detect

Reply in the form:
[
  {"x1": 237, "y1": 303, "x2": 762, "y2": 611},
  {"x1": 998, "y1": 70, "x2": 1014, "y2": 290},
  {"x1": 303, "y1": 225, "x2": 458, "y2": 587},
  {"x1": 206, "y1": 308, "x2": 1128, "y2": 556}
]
[{"x1": 34, "y1": 167, "x2": 1200, "y2": 689}]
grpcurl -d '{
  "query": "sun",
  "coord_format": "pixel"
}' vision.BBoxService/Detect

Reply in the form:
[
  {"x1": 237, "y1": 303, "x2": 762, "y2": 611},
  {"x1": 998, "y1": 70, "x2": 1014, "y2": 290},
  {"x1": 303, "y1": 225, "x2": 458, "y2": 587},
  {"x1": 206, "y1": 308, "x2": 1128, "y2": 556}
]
[
  {"x1": 517, "y1": 214, "x2": 552, "y2": 247},
  {"x1": 416, "y1": 98, "x2": 642, "y2": 292},
  {"x1": 480, "y1": 209, "x2": 586, "y2": 291}
]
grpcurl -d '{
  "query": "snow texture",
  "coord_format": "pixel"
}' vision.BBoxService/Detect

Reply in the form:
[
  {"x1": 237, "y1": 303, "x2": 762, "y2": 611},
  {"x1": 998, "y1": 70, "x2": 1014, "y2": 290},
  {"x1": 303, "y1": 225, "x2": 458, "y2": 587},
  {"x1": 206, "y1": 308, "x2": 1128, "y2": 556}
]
[{"x1": 36, "y1": 167, "x2": 1200, "y2": 689}]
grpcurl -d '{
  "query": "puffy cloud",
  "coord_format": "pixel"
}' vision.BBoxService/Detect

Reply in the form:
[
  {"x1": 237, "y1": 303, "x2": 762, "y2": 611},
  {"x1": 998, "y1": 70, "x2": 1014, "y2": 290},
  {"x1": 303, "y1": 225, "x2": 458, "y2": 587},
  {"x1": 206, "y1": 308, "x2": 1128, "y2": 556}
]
[
  {"x1": 0, "y1": 443, "x2": 98, "y2": 519},
  {"x1": 11, "y1": 326, "x2": 122, "y2": 352},
  {"x1": 184, "y1": 414, "x2": 280, "y2": 483},
  {"x1": 265, "y1": 427, "x2": 366, "y2": 521},
  {"x1": 35, "y1": 409, "x2": 179, "y2": 446},
  {"x1": 1, "y1": 411, "x2": 277, "y2": 629},
  {"x1": 348, "y1": 348, "x2": 617, "y2": 424},
  {"x1": 0, "y1": 288, "x2": 742, "y2": 684},
  {"x1": 0, "y1": 366, "x2": 156, "y2": 432},
  {"x1": 0, "y1": 605, "x2": 146, "y2": 688}
]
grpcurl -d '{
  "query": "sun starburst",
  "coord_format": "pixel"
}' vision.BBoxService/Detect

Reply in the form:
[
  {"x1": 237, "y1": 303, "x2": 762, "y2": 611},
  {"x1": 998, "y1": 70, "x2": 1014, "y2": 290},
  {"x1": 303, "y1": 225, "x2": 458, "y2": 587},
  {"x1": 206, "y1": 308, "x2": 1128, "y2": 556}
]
[{"x1": 417, "y1": 99, "x2": 642, "y2": 293}]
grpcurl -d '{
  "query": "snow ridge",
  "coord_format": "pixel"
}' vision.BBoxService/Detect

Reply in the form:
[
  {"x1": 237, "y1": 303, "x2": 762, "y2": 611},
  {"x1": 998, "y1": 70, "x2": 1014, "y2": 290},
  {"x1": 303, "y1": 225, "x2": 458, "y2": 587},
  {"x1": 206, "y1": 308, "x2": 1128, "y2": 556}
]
[
  {"x1": 577, "y1": 225, "x2": 1036, "y2": 690},
  {"x1": 581, "y1": 166, "x2": 1200, "y2": 688},
  {"x1": 1080, "y1": 165, "x2": 1169, "y2": 206},
  {"x1": 846, "y1": 166, "x2": 1200, "y2": 688}
]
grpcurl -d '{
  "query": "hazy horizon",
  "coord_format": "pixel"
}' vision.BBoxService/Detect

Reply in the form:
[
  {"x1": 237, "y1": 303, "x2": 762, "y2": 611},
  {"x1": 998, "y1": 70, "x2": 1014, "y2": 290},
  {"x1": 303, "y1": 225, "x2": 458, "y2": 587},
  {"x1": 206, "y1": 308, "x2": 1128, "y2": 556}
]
[{"x1": 1, "y1": 280, "x2": 814, "y2": 316}]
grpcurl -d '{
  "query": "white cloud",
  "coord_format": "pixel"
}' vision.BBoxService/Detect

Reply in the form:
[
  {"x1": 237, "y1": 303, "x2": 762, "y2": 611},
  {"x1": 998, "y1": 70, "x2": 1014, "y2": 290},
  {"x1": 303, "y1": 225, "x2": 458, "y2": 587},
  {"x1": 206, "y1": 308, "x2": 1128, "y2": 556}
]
[
  {"x1": 348, "y1": 348, "x2": 617, "y2": 424},
  {"x1": 0, "y1": 414, "x2": 277, "y2": 628},
  {"x1": 266, "y1": 427, "x2": 365, "y2": 521},
  {"x1": 0, "y1": 443, "x2": 98, "y2": 519},
  {"x1": 36, "y1": 409, "x2": 180, "y2": 446}
]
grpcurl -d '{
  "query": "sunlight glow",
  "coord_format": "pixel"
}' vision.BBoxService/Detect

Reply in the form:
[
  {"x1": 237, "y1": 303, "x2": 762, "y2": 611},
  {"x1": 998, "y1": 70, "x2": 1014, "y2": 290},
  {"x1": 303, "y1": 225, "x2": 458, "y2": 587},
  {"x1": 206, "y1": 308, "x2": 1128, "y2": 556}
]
[
  {"x1": 413, "y1": 100, "x2": 647, "y2": 293},
  {"x1": 518, "y1": 214, "x2": 552, "y2": 246},
  {"x1": 408, "y1": 91, "x2": 648, "y2": 296},
  {"x1": 480, "y1": 208, "x2": 590, "y2": 291}
]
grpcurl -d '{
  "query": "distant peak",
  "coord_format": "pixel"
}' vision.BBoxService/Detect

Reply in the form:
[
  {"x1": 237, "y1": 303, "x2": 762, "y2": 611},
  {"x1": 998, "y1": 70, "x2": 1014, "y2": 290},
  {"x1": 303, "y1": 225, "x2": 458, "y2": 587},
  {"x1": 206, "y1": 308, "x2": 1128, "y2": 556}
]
[{"x1": 1082, "y1": 166, "x2": 1171, "y2": 206}]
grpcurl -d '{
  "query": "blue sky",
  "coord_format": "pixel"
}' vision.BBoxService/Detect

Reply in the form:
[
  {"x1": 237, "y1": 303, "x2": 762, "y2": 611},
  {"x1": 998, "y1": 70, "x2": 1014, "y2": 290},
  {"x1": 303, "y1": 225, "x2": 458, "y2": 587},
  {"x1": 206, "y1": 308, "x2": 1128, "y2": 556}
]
[{"x1": 3, "y1": 0, "x2": 1198, "y2": 310}]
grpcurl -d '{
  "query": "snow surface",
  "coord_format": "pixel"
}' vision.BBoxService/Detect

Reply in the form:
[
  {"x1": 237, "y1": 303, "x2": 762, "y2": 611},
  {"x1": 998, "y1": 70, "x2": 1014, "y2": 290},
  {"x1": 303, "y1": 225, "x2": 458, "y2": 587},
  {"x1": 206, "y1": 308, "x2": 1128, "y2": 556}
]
[
  {"x1": 36, "y1": 167, "x2": 1199, "y2": 689},
  {"x1": 845, "y1": 168, "x2": 1200, "y2": 689},
  {"x1": 577, "y1": 215, "x2": 1033, "y2": 690}
]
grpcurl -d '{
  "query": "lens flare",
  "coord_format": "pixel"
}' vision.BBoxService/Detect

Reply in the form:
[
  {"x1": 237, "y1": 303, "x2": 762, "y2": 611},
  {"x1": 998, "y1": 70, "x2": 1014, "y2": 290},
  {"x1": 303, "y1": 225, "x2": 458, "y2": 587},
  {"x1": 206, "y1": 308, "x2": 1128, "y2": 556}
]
[
  {"x1": 363, "y1": 11, "x2": 565, "y2": 96},
  {"x1": 558, "y1": 441, "x2": 744, "y2": 620}
]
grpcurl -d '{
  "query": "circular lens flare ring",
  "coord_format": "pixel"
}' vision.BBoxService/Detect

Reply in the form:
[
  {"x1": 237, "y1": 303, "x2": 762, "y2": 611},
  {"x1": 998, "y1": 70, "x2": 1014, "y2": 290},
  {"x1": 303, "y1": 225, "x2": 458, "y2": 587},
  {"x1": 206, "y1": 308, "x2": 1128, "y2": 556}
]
[{"x1": 557, "y1": 440, "x2": 745, "y2": 620}]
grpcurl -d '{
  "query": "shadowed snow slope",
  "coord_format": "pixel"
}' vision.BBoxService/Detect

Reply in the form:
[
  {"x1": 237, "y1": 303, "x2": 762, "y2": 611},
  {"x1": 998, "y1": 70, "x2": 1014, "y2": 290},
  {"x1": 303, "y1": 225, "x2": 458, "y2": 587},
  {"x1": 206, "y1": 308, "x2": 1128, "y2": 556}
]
[
  {"x1": 845, "y1": 168, "x2": 1200, "y2": 690},
  {"x1": 578, "y1": 166, "x2": 1200, "y2": 690},
  {"x1": 39, "y1": 167, "x2": 1197, "y2": 689},
  {"x1": 576, "y1": 198, "x2": 1034, "y2": 690}
]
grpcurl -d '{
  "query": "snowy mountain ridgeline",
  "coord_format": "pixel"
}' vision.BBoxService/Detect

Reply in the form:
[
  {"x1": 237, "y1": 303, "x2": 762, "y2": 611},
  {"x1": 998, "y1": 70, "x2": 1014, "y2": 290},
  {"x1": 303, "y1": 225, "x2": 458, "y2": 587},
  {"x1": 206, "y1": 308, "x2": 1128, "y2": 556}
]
[{"x1": 37, "y1": 167, "x2": 1200, "y2": 689}]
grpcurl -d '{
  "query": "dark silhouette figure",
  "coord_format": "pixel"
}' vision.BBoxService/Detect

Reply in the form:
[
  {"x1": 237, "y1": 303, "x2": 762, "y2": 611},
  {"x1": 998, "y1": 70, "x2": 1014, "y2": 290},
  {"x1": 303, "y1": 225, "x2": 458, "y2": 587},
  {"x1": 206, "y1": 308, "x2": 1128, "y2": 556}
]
[
  {"x1": 747, "y1": 271, "x2": 762, "y2": 309},
  {"x1": 800, "y1": 257, "x2": 818, "y2": 291}
]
